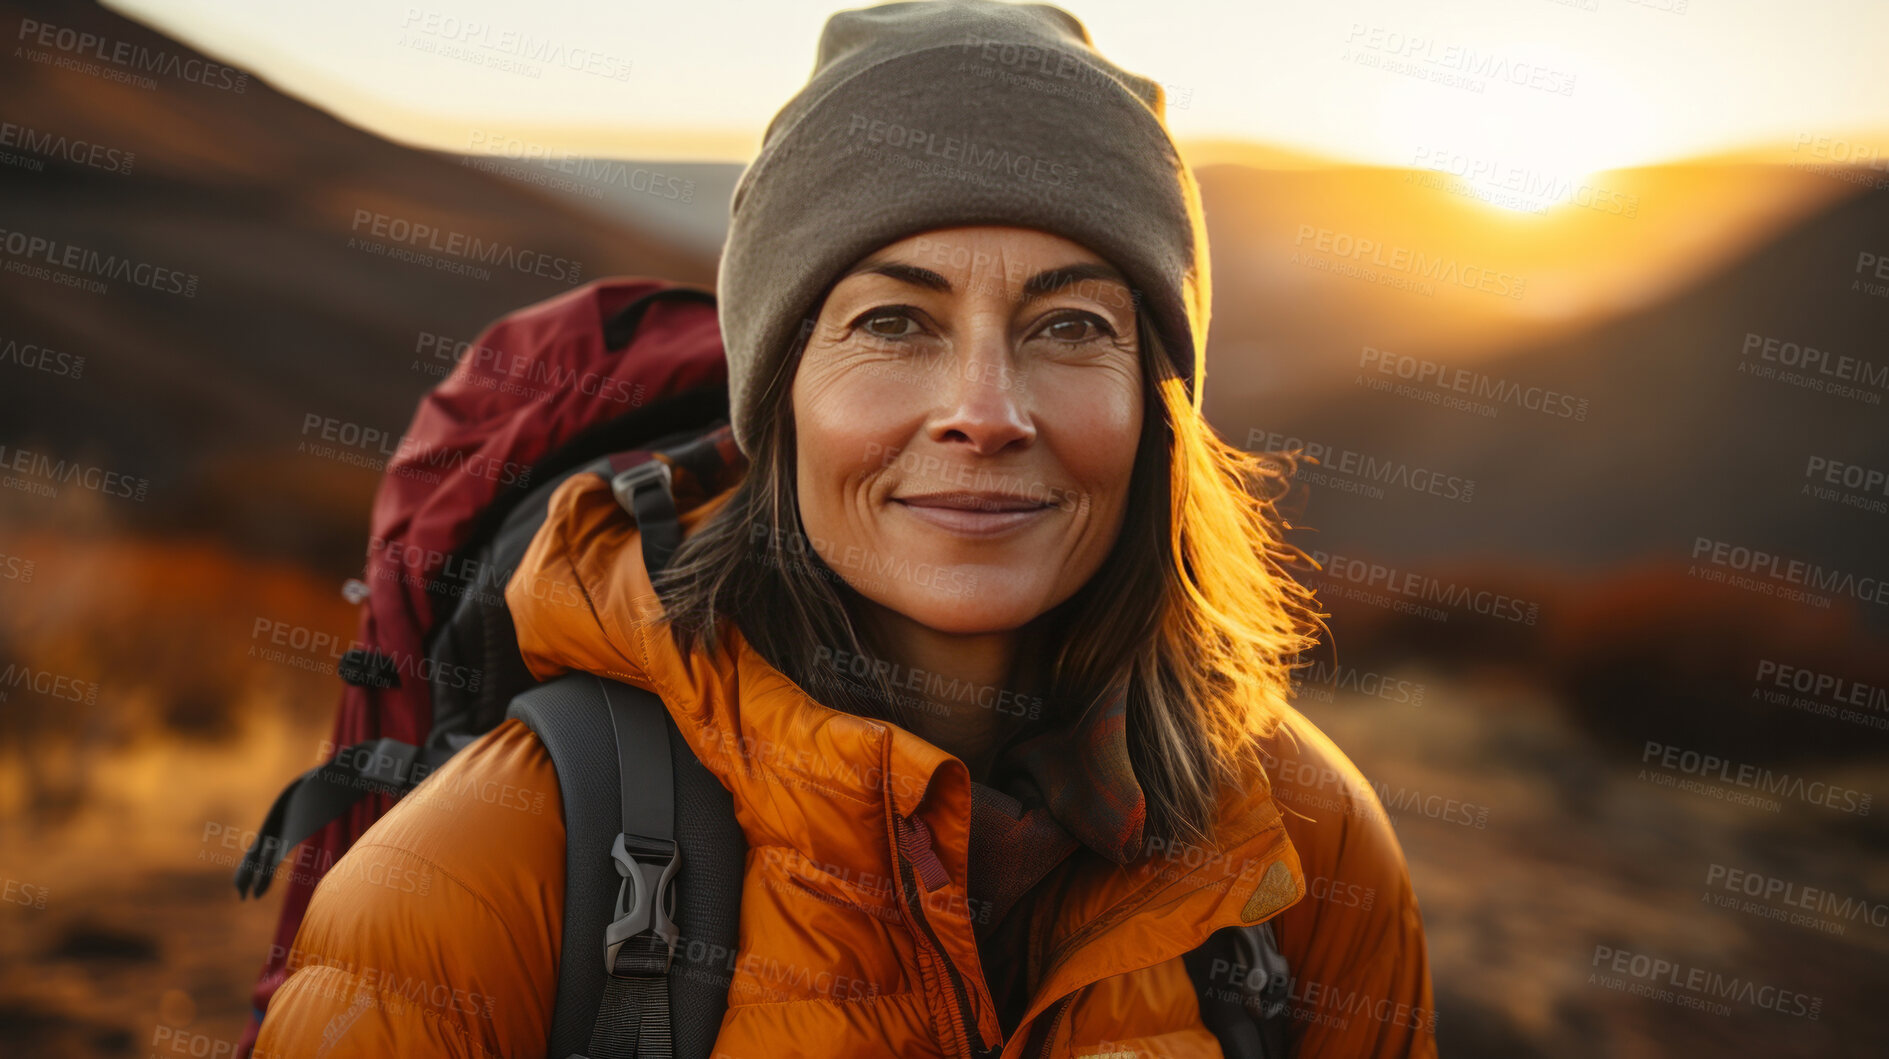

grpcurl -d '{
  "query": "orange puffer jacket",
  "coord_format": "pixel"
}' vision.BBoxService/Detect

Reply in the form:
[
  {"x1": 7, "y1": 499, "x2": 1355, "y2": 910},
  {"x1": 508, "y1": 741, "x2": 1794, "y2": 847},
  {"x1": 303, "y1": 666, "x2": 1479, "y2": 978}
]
[{"x1": 254, "y1": 473, "x2": 1437, "y2": 1059}]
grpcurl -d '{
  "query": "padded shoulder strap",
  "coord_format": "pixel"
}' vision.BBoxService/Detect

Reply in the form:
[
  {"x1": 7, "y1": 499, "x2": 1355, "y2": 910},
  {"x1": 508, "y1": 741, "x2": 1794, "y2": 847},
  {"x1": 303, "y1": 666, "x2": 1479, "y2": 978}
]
[
  {"x1": 507, "y1": 673, "x2": 744, "y2": 1059},
  {"x1": 589, "y1": 680, "x2": 678, "y2": 1059}
]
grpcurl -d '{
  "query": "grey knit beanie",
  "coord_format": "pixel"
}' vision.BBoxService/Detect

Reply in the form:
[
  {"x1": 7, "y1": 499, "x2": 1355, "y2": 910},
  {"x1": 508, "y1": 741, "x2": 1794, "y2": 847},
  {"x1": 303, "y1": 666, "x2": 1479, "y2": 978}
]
[{"x1": 715, "y1": 0, "x2": 1212, "y2": 457}]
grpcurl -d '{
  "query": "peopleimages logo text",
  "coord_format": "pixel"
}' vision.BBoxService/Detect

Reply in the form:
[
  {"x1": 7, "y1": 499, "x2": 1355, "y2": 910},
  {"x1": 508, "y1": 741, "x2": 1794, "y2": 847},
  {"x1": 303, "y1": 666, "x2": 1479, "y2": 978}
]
[
  {"x1": 16, "y1": 18, "x2": 249, "y2": 92},
  {"x1": 1305, "y1": 548, "x2": 1538, "y2": 624},
  {"x1": 1641, "y1": 741, "x2": 1871, "y2": 815},
  {"x1": 350, "y1": 210, "x2": 582, "y2": 283},
  {"x1": 1691, "y1": 537, "x2": 1889, "y2": 608},
  {"x1": 1591, "y1": 945, "x2": 1821, "y2": 1020},
  {"x1": 847, "y1": 113, "x2": 1081, "y2": 190},
  {"x1": 1294, "y1": 225, "x2": 1526, "y2": 299},
  {"x1": 0, "y1": 227, "x2": 198, "y2": 296}
]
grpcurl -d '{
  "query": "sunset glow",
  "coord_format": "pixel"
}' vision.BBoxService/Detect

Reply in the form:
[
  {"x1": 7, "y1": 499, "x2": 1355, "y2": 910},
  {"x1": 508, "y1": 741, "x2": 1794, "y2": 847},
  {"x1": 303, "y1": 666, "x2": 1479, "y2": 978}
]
[{"x1": 102, "y1": 0, "x2": 1889, "y2": 170}]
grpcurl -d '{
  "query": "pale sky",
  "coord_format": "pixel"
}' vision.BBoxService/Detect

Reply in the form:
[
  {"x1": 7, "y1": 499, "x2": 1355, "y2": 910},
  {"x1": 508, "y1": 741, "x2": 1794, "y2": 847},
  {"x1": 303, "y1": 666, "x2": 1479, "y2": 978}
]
[{"x1": 106, "y1": 0, "x2": 1888, "y2": 177}]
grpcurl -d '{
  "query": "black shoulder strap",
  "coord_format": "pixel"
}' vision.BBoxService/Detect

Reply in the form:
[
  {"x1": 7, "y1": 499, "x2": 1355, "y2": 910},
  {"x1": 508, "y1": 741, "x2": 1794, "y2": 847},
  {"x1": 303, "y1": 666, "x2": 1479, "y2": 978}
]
[
  {"x1": 593, "y1": 679, "x2": 679, "y2": 1058},
  {"x1": 1183, "y1": 921, "x2": 1293, "y2": 1058},
  {"x1": 230, "y1": 737, "x2": 451, "y2": 898},
  {"x1": 507, "y1": 672, "x2": 744, "y2": 1059}
]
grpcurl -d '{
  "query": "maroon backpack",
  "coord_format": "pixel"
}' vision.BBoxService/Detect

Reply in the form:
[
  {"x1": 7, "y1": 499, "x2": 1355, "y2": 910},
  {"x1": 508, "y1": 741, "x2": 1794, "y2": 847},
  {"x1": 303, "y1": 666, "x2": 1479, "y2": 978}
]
[{"x1": 231, "y1": 277, "x2": 746, "y2": 1057}]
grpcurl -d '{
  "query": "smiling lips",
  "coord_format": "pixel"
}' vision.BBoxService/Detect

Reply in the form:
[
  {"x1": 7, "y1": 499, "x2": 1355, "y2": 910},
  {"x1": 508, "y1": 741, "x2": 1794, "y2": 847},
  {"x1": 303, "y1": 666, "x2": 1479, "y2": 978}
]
[{"x1": 892, "y1": 490, "x2": 1055, "y2": 537}]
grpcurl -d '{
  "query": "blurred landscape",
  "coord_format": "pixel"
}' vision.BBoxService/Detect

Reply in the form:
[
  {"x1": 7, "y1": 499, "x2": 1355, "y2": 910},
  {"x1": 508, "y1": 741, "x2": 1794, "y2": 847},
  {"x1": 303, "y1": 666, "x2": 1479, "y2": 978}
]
[{"x1": 2, "y1": 1, "x2": 1886, "y2": 1056}]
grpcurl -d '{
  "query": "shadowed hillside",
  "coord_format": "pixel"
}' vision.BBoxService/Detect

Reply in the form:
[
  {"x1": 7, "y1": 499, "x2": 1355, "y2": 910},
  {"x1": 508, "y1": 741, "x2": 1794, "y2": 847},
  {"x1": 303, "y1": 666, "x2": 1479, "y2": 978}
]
[
  {"x1": 0, "y1": 0, "x2": 715, "y2": 572},
  {"x1": 1256, "y1": 183, "x2": 1889, "y2": 580}
]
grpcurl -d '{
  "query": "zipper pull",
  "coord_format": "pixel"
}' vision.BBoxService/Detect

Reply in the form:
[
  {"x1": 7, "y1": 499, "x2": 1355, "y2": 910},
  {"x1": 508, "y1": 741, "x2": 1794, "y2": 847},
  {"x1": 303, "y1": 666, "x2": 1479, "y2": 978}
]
[{"x1": 898, "y1": 813, "x2": 951, "y2": 892}]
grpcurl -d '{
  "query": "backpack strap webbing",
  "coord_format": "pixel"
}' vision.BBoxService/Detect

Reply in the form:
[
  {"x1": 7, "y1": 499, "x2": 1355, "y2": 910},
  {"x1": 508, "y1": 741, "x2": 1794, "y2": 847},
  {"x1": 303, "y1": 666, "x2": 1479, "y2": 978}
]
[
  {"x1": 592, "y1": 679, "x2": 679, "y2": 1058},
  {"x1": 597, "y1": 420, "x2": 739, "y2": 580},
  {"x1": 507, "y1": 672, "x2": 744, "y2": 1059},
  {"x1": 607, "y1": 456, "x2": 682, "y2": 579}
]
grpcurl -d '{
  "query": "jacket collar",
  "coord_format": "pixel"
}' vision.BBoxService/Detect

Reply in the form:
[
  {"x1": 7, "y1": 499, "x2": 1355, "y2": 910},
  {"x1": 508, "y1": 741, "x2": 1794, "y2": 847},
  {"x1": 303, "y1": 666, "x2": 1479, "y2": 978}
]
[{"x1": 734, "y1": 629, "x2": 1306, "y2": 1045}]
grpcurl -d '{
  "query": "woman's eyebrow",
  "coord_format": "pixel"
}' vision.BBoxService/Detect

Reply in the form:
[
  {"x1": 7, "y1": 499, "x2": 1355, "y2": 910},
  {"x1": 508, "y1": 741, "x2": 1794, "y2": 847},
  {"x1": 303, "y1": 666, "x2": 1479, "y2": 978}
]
[
  {"x1": 843, "y1": 260, "x2": 951, "y2": 291},
  {"x1": 1018, "y1": 263, "x2": 1129, "y2": 308},
  {"x1": 842, "y1": 259, "x2": 1130, "y2": 306}
]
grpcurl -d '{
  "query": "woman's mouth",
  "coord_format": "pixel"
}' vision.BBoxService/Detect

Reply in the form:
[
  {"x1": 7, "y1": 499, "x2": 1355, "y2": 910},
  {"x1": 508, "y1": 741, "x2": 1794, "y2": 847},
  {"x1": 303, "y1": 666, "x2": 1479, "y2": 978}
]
[{"x1": 890, "y1": 491, "x2": 1055, "y2": 538}]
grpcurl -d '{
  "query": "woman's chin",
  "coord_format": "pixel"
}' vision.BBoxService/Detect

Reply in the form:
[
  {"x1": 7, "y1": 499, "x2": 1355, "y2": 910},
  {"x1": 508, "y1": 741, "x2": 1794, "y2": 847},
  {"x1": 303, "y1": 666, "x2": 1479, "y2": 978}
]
[{"x1": 871, "y1": 585, "x2": 1046, "y2": 639}]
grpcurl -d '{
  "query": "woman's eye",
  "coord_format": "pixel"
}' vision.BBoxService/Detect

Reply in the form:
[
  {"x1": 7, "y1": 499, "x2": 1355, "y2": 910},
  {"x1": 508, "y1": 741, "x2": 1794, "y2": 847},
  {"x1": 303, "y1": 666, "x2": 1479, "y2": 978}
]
[
  {"x1": 859, "y1": 309, "x2": 920, "y2": 340},
  {"x1": 1040, "y1": 313, "x2": 1113, "y2": 344}
]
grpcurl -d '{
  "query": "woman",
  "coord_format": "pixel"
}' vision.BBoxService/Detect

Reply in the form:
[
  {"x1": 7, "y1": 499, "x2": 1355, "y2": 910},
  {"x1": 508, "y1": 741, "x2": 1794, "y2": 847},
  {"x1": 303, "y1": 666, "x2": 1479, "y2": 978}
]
[{"x1": 254, "y1": 2, "x2": 1435, "y2": 1056}]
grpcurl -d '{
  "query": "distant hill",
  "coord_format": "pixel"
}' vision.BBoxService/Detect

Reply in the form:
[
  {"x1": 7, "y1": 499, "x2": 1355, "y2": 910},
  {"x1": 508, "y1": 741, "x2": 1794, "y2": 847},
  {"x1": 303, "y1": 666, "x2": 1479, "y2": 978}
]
[
  {"x1": 1255, "y1": 180, "x2": 1889, "y2": 584},
  {"x1": 0, "y1": 0, "x2": 715, "y2": 569}
]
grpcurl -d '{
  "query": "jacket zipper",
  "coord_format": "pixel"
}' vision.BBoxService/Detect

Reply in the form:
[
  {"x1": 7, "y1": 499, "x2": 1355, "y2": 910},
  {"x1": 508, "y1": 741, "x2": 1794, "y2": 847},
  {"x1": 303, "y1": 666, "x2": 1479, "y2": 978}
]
[
  {"x1": 1031, "y1": 993, "x2": 1074, "y2": 1058},
  {"x1": 896, "y1": 815, "x2": 998, "y2": 1059}
]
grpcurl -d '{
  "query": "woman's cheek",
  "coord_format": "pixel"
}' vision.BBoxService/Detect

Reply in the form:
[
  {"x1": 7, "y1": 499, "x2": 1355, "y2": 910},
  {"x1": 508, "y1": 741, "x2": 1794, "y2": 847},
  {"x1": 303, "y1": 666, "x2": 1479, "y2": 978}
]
[
  {"x1": 1043, "y1": 368, "x2": 1140, "y2": 484},
  {"x1": 802, "y1": 358, "x2": 930, "y2": 472},
  {"x1": 795, "y1": 357, "x2": 922, "y2": 542}
]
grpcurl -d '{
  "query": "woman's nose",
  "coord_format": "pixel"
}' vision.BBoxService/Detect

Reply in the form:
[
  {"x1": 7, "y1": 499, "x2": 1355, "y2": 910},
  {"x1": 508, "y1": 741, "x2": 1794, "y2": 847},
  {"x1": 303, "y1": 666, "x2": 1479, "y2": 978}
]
[{"x1": 924, "y1": 326, "x2": 1034, "y2": 455}]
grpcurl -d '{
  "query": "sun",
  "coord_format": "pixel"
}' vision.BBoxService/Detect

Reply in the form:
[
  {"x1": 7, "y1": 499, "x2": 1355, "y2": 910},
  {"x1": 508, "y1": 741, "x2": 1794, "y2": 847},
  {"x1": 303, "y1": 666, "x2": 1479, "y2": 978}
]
[
  {"x1": 1377, "y1": 54, "x2": 1659, "y2": 216},
  {"x1": 1430, "y1": 161, "x2": 1610, "y2": 218}
]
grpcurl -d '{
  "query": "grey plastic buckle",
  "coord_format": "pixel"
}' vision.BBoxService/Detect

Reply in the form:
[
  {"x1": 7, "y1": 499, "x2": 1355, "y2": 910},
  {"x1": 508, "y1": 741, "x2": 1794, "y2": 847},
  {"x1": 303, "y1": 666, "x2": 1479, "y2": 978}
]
[
  {"x1": 605, "y1": 832, "x2": 681, "y2": 976},
  {"x1": 610, "y1": 458, "x2": 673, "y2": 516}
]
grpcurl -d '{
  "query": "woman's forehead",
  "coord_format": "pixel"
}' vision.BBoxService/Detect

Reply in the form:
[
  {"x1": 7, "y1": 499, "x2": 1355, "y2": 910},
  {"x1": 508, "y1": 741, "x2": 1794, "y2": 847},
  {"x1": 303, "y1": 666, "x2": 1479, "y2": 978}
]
[
  {"x1": 868, "y1": 225, "x2": 1108, "y2": 266},
  {"x1": 834, "y1": 227, "x2": 1136, "y2": 314}
]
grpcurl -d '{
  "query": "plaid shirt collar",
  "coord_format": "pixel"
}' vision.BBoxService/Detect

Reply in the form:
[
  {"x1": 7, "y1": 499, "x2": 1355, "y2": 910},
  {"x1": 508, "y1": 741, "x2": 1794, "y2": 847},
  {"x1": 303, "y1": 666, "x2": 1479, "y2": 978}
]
[
  {"x1": 966, "y1": 669, "x2": 1145, "y2": 937},
  {"x1": 994, "y1": 668, "x2": 1145, "y2": 864}
]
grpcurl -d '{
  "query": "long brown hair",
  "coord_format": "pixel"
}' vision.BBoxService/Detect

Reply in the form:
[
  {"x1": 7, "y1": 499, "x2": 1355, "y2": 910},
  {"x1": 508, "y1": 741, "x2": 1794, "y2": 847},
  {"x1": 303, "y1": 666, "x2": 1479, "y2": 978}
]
[{"x1": 653, "y1": 307, "x2": 1326, "y2": 851}]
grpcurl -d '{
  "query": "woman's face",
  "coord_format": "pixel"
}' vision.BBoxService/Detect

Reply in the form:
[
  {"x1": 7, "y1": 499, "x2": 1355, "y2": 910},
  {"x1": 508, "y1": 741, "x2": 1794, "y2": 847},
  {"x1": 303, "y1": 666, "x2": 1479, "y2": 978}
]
[{"x1": 790, "y1": 225, "x2": 1142, "y2": 636}]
